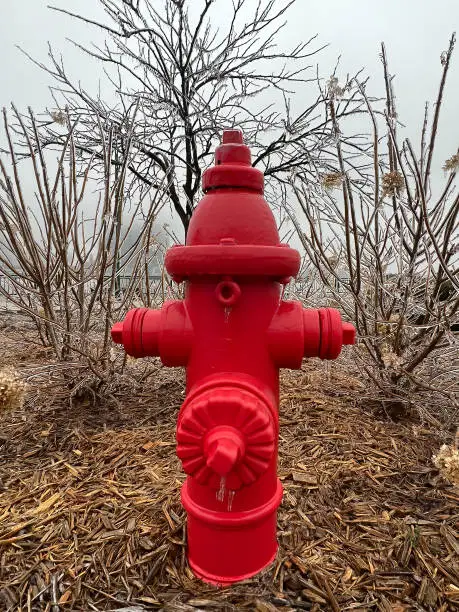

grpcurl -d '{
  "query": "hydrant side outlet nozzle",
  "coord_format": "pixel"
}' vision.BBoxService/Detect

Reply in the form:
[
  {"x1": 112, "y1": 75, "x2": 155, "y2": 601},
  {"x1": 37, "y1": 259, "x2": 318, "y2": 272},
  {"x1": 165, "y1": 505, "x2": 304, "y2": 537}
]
[
  {"x1": 111, "y1": 303, "x2": 192, "y2": 364},
  {"x1": 111, "y1": 128, "x2": 355, "y2": 586}
]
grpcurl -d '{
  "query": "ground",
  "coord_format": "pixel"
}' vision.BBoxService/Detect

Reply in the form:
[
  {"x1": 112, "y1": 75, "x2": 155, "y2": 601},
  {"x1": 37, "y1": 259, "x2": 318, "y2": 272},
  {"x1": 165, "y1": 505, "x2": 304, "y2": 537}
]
[{"x1": 0, "y1": 332, "x2": 458, "y2": 611}]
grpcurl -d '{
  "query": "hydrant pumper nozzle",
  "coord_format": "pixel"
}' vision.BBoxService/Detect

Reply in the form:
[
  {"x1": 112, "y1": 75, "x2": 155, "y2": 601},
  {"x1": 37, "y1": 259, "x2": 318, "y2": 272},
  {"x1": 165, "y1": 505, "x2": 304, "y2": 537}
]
[{"x1": 111, "y1": 129, "x2": 355, "y2": 585}]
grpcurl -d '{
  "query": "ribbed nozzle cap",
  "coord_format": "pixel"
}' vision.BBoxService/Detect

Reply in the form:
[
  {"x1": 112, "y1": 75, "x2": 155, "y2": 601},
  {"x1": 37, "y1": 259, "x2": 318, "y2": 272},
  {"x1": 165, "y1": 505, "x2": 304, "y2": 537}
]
[{"x1": 202, "y1": 129, "x2": 264, "y2": 193}]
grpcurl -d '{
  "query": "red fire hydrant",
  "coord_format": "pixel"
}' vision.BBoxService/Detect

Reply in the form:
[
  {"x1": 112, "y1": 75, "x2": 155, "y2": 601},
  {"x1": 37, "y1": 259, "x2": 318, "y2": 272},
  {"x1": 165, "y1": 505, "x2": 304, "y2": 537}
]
[{"x1": 111, "y1": 130, "x2": 355, "y2": 585}]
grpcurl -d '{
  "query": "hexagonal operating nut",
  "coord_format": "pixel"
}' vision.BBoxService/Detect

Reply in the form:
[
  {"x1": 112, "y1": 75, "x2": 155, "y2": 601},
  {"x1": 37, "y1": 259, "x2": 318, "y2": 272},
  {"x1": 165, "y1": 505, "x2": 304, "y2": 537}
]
[
  {"x1": 205, "y1": 429, "x2": 245, "y2": 476},
  {"x1": 111, "y1": 322, "x2": 123, "y2": 344}
]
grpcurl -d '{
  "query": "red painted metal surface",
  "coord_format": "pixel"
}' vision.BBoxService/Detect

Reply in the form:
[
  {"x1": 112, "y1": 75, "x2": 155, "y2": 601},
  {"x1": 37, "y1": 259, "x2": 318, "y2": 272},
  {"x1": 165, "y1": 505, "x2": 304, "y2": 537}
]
[{"x1": 111, "y1": 129, "x2": 355, "y2": 585}]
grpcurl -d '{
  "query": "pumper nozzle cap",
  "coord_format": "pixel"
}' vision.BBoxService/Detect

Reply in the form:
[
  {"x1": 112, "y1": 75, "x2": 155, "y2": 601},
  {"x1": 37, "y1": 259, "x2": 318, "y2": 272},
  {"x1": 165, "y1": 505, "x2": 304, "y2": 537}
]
[{"x1": 206, "y1": 434, "x2": 243, "y2": 476}]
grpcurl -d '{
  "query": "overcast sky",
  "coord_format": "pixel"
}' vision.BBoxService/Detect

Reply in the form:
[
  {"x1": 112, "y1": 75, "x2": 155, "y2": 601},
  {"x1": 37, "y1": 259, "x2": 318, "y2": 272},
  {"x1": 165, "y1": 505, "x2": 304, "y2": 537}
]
[
  {"x1": 0, "y1": 0, "x2": 458, "y2": 238},
  {"x1": 1, "y1": 1, "x2": 457, "y2": 133}
]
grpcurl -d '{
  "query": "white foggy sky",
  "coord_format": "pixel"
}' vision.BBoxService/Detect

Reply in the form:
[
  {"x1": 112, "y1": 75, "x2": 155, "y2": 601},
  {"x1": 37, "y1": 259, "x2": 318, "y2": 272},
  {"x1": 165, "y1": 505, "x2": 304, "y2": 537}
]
[
  {"x1": 0, "y1": 0, "x2": 458, "y2": 239},
  {"x1": 1, "y1": 0, "x2": 457, "y2": 139}
]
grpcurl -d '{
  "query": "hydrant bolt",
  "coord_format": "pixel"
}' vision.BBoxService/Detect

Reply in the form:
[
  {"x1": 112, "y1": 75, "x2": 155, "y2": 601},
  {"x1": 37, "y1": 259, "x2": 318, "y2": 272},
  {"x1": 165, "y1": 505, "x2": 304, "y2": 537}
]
[{"x1": 111, "y1": 129, "x2": 355, "y2": 586}]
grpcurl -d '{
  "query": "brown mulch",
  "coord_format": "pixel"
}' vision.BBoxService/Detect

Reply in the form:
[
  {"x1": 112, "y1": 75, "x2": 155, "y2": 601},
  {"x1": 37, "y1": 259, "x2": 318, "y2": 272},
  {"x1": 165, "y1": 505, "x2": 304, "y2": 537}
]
[{"x1": 0, "y1": 337, "x2": 458, "y2": 611}]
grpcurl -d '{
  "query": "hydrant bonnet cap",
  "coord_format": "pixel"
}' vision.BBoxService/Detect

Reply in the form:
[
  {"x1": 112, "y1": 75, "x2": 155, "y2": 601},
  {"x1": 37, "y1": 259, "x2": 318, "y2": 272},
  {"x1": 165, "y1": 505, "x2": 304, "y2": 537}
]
[{"x1": 202, "y1": 129, "x2": 264, "y2": 193}]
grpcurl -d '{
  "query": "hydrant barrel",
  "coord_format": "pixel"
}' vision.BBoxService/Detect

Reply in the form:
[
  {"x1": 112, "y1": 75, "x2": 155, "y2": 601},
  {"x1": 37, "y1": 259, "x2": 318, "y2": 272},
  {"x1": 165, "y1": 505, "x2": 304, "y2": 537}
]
[{"x1": 111, "y1": 129, "x2": 355, "y2": 585}]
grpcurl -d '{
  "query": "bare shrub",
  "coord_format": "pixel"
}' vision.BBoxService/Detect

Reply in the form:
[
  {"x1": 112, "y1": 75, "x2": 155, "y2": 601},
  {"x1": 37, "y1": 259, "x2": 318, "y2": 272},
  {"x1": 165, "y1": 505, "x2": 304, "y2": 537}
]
[
  {"x1": 0, "y1": 106, "x2": 167, "y2": 399},
  {"x1": 289, "y1": 36, "x2": 459, "y2": 424},
  {"x1": 23, "y1": 0, "x2": 367, "y2": 234}
]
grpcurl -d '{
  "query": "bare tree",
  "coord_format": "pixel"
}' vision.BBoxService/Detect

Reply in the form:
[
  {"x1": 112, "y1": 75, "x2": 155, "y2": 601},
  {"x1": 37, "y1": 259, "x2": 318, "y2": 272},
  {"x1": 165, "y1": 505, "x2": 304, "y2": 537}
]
[
  {"x1": 23, "y1": 0, "x2": 364, "y2": 234},
  {"x1": 288, "y1": 35, "x2": 459, "y2": 423},
  {"x1": 0, "y1": 106, "x2": 171, "y2": 398}
]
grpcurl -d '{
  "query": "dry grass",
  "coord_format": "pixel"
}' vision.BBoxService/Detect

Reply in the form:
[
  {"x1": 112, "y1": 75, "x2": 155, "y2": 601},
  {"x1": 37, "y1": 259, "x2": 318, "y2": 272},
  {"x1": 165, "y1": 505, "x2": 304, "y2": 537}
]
[{"x1": 0, "y1": 333, "x2": 458, "y2": 611}]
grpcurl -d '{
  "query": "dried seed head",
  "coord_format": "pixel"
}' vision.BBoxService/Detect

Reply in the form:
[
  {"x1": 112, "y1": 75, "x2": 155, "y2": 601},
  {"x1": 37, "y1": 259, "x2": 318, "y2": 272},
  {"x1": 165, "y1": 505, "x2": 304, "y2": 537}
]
[
  {"x1": 433, "y1": 443, "x2": 459, "y2": 486},
  {"x1": 50, "y1": 110, "x2": 67, "y2": 126},
  {"x1": 0, "y1": 368, "x2": 27, "y2": 415},
  {"x1": 327, "y1": 254, "x2": 339, "y2": 268},
  {"x1": 382, "y1": 172, "x2": 405, "y2": 197},
  {"x1": 442, "y1": 153, "x2": 459, "y2": 173},
  {"x1": 380, "y1": 345, "x2": 403, "y2": 369},
  {"x1": 327, "y1": 76, "x2": 344, "y2": 99},
  {"x1": 377, "y1": 314, "x2": 402, "y2": 337},
  {"x1": 321, "y1": 172, "x2": 343, "y2": 191}
]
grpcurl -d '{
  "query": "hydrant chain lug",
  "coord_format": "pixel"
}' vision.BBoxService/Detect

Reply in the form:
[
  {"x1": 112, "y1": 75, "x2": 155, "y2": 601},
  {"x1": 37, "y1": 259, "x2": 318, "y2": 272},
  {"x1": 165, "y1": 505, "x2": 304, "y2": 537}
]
[{"x1": 111, "y1": 129, "x2": 355, "y2": 586}]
